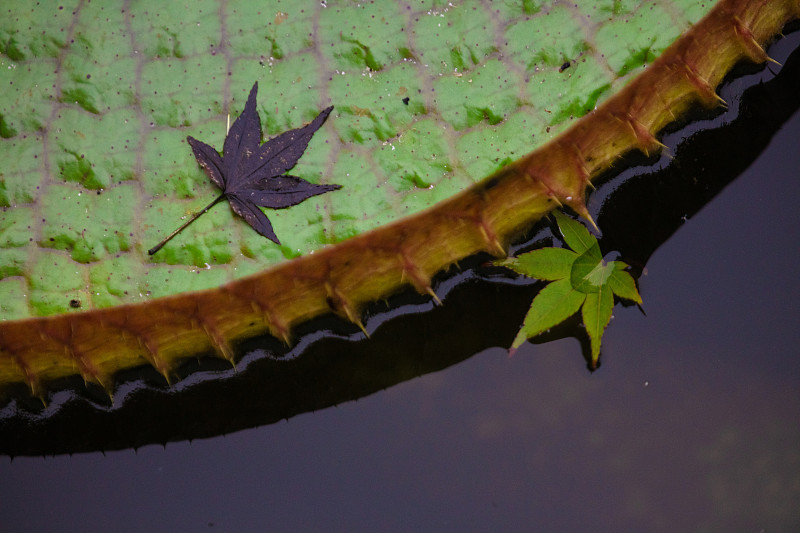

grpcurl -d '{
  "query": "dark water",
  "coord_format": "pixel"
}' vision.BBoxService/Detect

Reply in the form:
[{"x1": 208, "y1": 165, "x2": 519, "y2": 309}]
[{"x1": 2, "y1": 39, "x2": 799, "y2": 533}]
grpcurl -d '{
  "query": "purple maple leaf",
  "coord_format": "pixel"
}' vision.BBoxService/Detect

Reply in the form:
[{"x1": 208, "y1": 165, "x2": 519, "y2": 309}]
[{"x1": 149, "y1": 82, "x2": 339, "y2": 255}]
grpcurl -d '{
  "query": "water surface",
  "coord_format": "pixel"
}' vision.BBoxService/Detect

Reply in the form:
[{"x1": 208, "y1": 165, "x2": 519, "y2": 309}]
[{"x1": 2, "y1": 34, "x2": 799, "y2": 533}]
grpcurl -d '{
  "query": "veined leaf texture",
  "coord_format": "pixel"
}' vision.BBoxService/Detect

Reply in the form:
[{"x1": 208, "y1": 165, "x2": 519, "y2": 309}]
[{"x1": 0, "y1": 0, "x2": 798, "y2": 399}]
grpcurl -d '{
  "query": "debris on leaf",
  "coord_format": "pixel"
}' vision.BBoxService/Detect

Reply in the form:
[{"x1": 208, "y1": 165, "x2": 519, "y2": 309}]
[{"x1": 148, "y1": 82, "x2": 340, "y2": 255}]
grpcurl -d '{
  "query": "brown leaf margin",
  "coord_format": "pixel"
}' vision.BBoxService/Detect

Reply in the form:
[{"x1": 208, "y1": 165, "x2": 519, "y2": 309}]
[{"x1": 1, "y1": 0, "x2": 798, "y2": 401}]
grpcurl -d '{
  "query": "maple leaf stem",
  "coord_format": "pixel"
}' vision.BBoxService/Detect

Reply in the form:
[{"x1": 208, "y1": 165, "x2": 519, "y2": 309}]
[{"x1": 148, "y1": 194, "x2": 226, "y2": 256}]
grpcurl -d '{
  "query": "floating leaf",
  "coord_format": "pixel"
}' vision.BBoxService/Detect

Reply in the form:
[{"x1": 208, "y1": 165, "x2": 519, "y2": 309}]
[
  {"x1": 571, "y1": 243, "x2": 612, "y2": 294},
  {"x1": 497, "y1": 247, "x2": 578, "y2": 280},
  {"x1": 553, "y1": 210, "x2": 596, "y2": 254},
  {"x1": 607, "y1": 262, "x2": 643, "y2": 304},
  {"x1": 501, "y1": 210, "x2": 643, "y2": 365},
  {"x1": 511, "y1": 278, "x2": 586, "y2": 350},
  {"x1": 582, "y1": 286, "x2": 614, "y2": 365}
]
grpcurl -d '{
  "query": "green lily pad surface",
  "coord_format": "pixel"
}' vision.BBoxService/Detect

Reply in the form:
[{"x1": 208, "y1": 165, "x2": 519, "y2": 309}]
[{"x1": 0, "y1": 0, "x2": 713, "y2": 321}]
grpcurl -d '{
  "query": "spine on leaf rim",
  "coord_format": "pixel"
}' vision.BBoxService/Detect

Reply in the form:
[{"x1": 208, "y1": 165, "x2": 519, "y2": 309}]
[{"x1": 1, "y1": 0, "x2": 798, "y2": 401}]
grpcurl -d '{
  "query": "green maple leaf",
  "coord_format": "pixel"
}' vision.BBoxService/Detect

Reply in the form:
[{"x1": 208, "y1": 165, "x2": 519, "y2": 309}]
[{"x1": 497, "y1": 211, "x2": 642, "y2": 368}]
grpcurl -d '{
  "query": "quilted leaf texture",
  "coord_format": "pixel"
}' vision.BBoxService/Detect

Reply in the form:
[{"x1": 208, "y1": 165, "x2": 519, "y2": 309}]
[{"x1": 0, "y1": 0, "x2": 798, "y2": 399}]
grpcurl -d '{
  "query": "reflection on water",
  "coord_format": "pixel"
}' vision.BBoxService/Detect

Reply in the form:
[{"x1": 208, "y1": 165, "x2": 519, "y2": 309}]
[{"x1": 2, "y1": 31, "x2": 799, "y2": 533}]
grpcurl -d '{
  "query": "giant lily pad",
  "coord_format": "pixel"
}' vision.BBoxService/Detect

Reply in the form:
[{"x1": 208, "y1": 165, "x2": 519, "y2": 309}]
[{"x1": 0, "y1": 0, "x2": 797, "y2": 398}]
